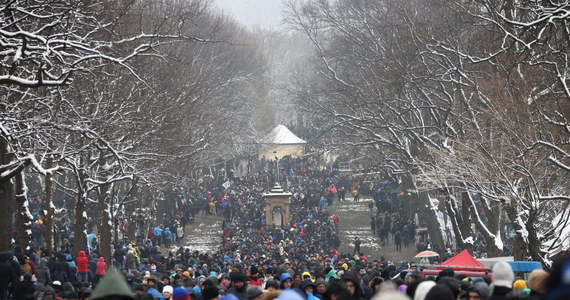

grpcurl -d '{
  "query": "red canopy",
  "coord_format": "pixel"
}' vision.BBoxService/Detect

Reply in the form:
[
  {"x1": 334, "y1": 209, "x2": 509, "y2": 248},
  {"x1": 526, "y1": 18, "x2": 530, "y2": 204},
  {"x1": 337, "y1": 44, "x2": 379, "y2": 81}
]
[{"x1": 436, "y1": 249, "x2": 489, "y2": 271}]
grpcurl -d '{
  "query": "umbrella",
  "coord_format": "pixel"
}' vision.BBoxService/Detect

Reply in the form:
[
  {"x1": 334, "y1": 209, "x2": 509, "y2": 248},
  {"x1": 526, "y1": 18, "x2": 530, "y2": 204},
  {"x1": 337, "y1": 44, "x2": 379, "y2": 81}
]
[{"x1": 415, "y1": 250, "x2": 439, "y2": 258}]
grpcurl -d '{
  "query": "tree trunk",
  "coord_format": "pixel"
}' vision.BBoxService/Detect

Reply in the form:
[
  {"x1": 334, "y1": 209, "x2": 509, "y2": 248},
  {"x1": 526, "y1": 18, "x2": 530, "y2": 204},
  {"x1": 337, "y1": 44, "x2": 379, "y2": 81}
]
[
  {"x1": 15, "y1": 171, "x2": 32, "y2": 251},
  {"x1": 45, "y1": 157, "x2": 54, "y2": 253},
  {"x1": 467, "y1": 195, "x2": 502, "y2": 257},
  {"x1": 503, "y1": 203, "x2": 528, "y2": 261},
  {"x1": 0, "y1": 137, "x2": 14, "y2": 252},
  {"x1": 400, "y1": 176, "x2": 417, "y2": 222},
  {"x1": 418, "y1": 191, "x2": 446, "y2": 252},
  {"x1": 98, "y1": 184, "x2": 113, "y2": 266},
  {"x1": 525, "y1": 208, "x2": 547, "y2": 264},
  {"x1": 74, "y1": 194, "x2": 88, "y2": 257},
  {"x1": 404, "y1": 174, "x2": 445, "y2": 253},
  {"x1": 445, "y1": 193, "x2": 473, "y2": 252},
  {"x1": 483, "y1": 199, "x2": 503, "y2": 257},
  {"x1": 73, "y1": 168, "x2": 88, "y2": 257}
]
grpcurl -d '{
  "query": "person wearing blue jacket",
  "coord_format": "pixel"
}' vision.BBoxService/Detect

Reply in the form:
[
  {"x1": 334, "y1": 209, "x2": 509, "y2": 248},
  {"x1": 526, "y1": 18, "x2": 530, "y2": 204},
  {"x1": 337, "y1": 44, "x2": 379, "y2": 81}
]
[
  {"x1": 154, "y1": 226, "x2": 163, "y2": 246},
  {"x1": 163, "y1": 228, "x2": 172, "y2": 248}
]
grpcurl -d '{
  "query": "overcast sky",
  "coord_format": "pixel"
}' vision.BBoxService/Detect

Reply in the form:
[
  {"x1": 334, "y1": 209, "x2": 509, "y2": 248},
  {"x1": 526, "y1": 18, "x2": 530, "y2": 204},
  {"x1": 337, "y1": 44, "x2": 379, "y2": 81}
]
[{"x1": 214, "y1": 0, "x2": 285, "y2": 29}]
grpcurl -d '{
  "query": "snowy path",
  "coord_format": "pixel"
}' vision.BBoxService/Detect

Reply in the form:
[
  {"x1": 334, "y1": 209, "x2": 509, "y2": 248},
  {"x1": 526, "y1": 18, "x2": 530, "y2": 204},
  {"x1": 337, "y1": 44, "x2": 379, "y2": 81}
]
[
  {"x1": 329, "y1": 197, "x2": 417, "y2": 264},
  {"x1": 167, "y1": 215, "x2": 223, "y2": 254},
  {"x1": 164, "y1": 198, "x2": 417, "y2": 264}
]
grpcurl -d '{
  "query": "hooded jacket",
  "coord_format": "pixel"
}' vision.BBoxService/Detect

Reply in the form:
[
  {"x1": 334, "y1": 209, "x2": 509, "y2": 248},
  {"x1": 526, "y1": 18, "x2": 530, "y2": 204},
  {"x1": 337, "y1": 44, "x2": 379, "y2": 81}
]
[
  {"x1": 91, "y1": 267, "x2": 135, "y2": 300},
  {"x1": 302, "y1": 271, "x2": 315, "y2": 282},
  {"x1": 471, "y1": 282, "x2": 491, "y2": 300},
  {"x1": 6, "y1": 252, "x2": 21, "y2": 279},
  {"x1": 341, "y1": 271, "x2": 366, "y2": 300},
  {"x1": 76, "y1": 251, "x2": 89, "y2": 273},
  {"x1": 35, "y1": 258, "x2": 51, "y2": 285},
  {"x1": 0, "y1": 253, "x2": 15, "y2": 289},
  {"x1": 96, "y1": 257, "x2": 107, "y2": 276},
  {"x1": 326, "y1": 269, "x2": 340, "y2": 282}
]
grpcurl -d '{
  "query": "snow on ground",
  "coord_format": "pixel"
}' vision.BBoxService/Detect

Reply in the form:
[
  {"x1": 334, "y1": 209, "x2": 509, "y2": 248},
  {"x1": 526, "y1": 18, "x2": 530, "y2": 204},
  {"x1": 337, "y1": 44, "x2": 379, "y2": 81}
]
[
  {"x1": 164, "y1": 217, "x2": 223, "y2": 254},
  {"x1": 330, "y1": 198, "x2": 418, "y2": 262}
]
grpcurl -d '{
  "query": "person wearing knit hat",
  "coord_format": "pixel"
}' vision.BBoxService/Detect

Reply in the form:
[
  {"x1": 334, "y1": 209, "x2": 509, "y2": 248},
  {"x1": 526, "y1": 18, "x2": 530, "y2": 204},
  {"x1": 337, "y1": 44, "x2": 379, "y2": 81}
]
[
  {"x1": 202, "y1": 278, "x2": 220, "y2": 300},
  {"x1": 528, "y1": 269, "x2": 549, "y2": 300},
  {"x1": 172, "y1": 287, "x2": 190, "y2": 300},
  {"x1": 490, "y1": 261, "x2": 518, "y2": 300},
  {"x1": 265, "y1": 280, "x2": 279, "y2": 292},
  {"x1": 183, "y1": 271, "x2": 191, "y2": 280},
  {"x1": 246, "y1": 286, "x2": 263, "y2": 300},
  {"x1": 230, "y1": 272, "x2": 248, "y2": 284},
  {"x1": 492, "y1": 261, "x2": 515, "y2": 288},
  {"x1": 227, "y1": 272, "x2": 248, "y2": 300},
  {"x1": 425, "y1": 284, "x2": 455, "y2": 300},
  {"x1": 413, "y1": 280, "x2": 436, "y2": 300},
  {"x1": 248, "y1": 266, "x2": 262, "y2": 286},
  {"x1": 163, "y1": 285, "x2": 174, "y2": 299},
  {"x1": 91, "y1": 267, "x2": 136, "y2": 300},
  {"x1": 315, "y1": 279, "x2": 328, "y2": 298},
  {"x1": 436, "y1": 268, "x2": 454, "y2": 283},
  {"x1": 513, "y1": 280, "x2": 530, "y2": 294},
  {"x1": 468, "y1": 282, "x2": 491, "y2": 300}
]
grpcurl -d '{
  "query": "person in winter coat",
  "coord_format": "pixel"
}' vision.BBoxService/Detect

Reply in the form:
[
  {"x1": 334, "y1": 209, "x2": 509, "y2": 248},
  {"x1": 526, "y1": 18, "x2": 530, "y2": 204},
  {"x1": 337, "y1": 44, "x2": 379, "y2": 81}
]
[
  {"x1": 489, "y1": 261, "x2": 523, "y2": 300},
  {"x1": 0, "y1": 253, "x2": 15, "y2": 300},
  {"x1": 90, "y1": 267, "x2": 136, "y2": 300},
  {"x1": 164, "y1": 228, "x2": 173, "y2": 248},
  {"x1": 227, "y1": 272, "x2": 248, "y2": 300},
  {"x1": 469, "y1": 282, "x2": 491, "y2": 300},
  {"x1": 6, "y1": 252, "x2": 21, "y2": 282},
  {"x1": 114, "y1": 244, "x2": 125, "y2": 270},
  {"x1": 95, "y1": 257, "x2": 107, "y2": 284},
  {"x1": 528, "y1": 269, "x2": 549, "y2": 300},
  {"x1": 76, "y1": 251, "x2": 89, "y2": 283},
  {"x1": 14, "y1": 273, "x2": 35, "y2": 300},
  {"x1": 20, "y1": 256, "x2": 33, "y2": 275},
  {"x1": 126, "y1": 251, "x2": 137, "y2": 272},
  {"x1": 176, "y1": 226, "x2": 184, "y2": 245},
  {"x1": 153, "y1": 226, "x2": 163, "y2": 246},
  {"x1": 302, "y1": 280, "x2": 319, "y2": 300},
  {"x1": 54, "y1": 253, "x2": 70, "y2": 283},
  {"x1": 280, "y1": 273, "x2": 293, "y2": 290},
  {"x1": 66, "y1": 254, "x2": 78, "y2": 283},
  {"x1": 47, "y1": 252, "x2": 57, "y2": 281},
  {"x1": 248, "y1": 265, "x2": 262, "y2": 286},
  {"x1": 341, "y1": 271, "x2": 366, "y2": 300},
  {"x1": 35, "y1": 258, "x2": 51, "y2": 285}
]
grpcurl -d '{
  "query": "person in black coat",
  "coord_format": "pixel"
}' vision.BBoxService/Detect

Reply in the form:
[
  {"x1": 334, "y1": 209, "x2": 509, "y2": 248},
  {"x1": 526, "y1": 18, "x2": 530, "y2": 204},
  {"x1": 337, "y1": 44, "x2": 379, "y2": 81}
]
[
  {"x1": 54, "y1": 254, "x2": 70, "y2": 283},
  {"x1": 14, "y1": 273, "x2": 35, "y2": 300},
  {"x1": 0, "y1": 252, "x2": 16, "y2": 300},
  {"x1": 341, "y1": 271, "x2": 366, "y2": 300},
  {"x1": 47, "y1": 252, "x2": 57, "y2": 281}
]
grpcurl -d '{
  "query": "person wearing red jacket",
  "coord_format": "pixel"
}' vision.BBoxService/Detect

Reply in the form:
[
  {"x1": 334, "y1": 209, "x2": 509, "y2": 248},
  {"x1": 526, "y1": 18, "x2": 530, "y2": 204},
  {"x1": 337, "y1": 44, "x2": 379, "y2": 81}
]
[
  {"x1": 95, "y1": 256, "x2": 107, "y2": 284},
  {"x1": 248, "y1": 265, "x2": 262, "y2": 286},
  {"x1": 76, "y1": 251, "x2": 89, "y2": 283}
]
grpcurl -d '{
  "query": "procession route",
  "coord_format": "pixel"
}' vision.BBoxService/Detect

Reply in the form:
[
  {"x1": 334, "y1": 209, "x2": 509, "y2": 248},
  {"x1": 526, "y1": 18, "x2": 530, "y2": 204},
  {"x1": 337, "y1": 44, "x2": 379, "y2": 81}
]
[
  {"x1": 171, "y1": 198, "x2": 416, "y2": 265},
  {"x1": 329, "y1": 197, "x2": 417, "y2": 264},
  {"x1": 174, "y1": 215, "x2": 223, "y2": 254}
]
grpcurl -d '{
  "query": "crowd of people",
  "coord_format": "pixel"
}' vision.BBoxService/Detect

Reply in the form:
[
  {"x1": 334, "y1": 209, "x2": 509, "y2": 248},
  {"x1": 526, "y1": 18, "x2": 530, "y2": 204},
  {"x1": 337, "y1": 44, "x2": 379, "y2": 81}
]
[{"x1": 1, "y1": 155, "x2": 569, "y2": 300}]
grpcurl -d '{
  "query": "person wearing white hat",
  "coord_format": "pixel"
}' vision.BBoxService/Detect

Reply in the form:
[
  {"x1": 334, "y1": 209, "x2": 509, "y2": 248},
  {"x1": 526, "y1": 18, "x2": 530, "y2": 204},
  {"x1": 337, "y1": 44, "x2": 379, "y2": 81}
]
[
  {"x1": 163, "y1": 285, "x2": 174, "y2": 299},
  {"x1": 490, "y1": 261, "x2": 521, "y2": 300}
]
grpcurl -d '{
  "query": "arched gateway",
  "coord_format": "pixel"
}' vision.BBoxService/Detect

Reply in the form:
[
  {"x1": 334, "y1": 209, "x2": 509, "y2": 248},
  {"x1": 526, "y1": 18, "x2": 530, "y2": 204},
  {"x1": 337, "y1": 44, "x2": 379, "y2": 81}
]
[{"x1": 263, "y1": 183, "x2": 292, "y2": 228}]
